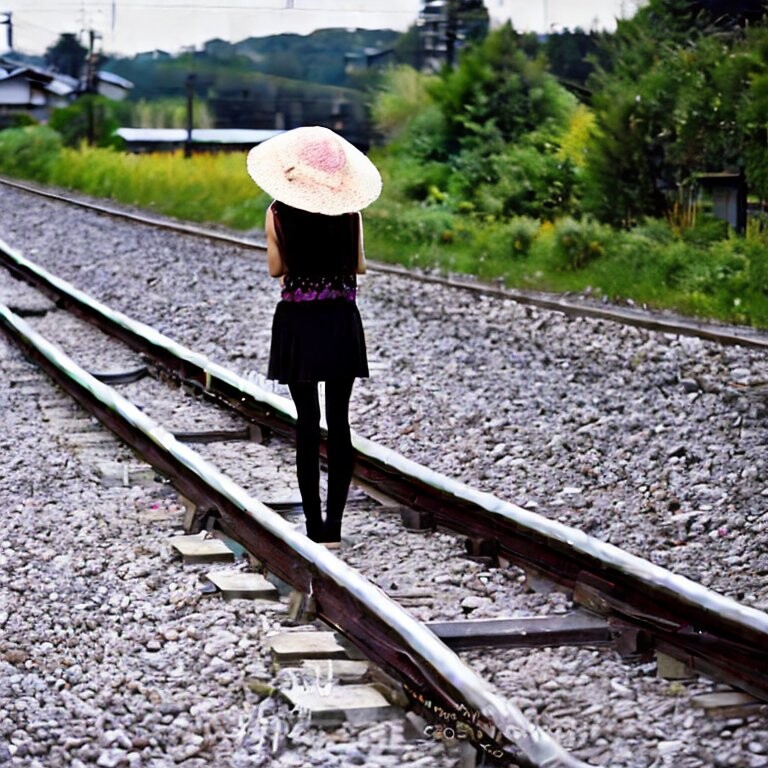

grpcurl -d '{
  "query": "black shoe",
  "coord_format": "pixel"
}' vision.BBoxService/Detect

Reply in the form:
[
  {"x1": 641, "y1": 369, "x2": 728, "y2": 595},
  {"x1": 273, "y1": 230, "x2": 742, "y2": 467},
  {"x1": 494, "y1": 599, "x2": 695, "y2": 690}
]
[
  {"x1": 305, "y1": 518, "x2": 324, "y2": 543},
  {"x1": 321, "y1": 518, "x2": 342, "y2": 546}
]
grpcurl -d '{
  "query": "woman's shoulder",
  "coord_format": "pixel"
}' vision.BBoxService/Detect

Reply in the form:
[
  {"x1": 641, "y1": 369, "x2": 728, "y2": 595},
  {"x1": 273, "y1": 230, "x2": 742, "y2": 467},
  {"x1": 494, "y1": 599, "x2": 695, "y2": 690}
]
[{"x1": 275, "y1": 200, "x2": 359, "y2": 221}]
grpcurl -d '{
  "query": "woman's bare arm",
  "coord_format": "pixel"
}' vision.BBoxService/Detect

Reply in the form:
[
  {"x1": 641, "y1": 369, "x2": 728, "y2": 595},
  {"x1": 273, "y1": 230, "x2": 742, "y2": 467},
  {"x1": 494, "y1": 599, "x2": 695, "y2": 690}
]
[
  {"x1": 266, "y1": 205, "x2": 286, "y2": 278},
  {"x1": 356, "y1": 213, "x2": 367, "y2": 275}
]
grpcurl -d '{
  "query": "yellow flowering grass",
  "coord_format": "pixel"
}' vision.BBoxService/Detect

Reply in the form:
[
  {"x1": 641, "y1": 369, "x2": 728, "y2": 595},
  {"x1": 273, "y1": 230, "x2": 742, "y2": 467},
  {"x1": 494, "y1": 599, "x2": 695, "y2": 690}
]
[{"x1": 47, "y1": 145, "x2": 269, "y2": 230}]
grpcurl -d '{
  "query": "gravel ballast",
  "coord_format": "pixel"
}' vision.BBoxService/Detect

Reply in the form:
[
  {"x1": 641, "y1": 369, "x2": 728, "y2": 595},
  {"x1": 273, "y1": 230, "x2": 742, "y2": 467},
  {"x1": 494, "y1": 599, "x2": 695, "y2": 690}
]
[{"x1": 0, "y1": 183, "x2": 766, "y2": 767}]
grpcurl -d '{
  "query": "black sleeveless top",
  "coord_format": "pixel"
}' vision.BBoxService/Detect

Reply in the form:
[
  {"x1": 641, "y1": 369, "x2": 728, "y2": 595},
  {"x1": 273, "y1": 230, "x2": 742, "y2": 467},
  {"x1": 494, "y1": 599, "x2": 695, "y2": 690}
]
[
  {"x1": 266, "y1": 201, "x2": 369, "y2": 384},
  {"x1": 271, "y1": 201, "x2": 360, "y2": 302}
]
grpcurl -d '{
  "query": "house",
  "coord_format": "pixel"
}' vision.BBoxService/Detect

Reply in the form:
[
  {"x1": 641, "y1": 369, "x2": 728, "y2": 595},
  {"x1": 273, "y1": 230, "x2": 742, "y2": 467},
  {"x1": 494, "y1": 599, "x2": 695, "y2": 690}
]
[
  {"x1": 0, "y1": 57, "x2": 132, "y2": 126},
  {"x1": 0, "y1": 60, "x2": 77, "y2": 124},
  {"x1": 96, "y1": 70, "x2": 133, "y2": 101}
]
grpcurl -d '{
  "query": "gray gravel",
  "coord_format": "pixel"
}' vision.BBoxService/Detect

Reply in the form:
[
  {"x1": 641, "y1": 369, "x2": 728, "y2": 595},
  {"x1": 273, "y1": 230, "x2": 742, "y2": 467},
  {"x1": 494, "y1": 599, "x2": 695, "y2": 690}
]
[{"x1": 0, "y1": 183, "x2": 767, "y2": 767}]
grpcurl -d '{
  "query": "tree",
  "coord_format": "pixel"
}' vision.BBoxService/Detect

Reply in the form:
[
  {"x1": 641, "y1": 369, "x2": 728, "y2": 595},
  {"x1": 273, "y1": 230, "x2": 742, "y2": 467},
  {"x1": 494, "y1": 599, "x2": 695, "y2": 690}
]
[
  {"x1": 431, "y1": 24, "x2": 573, "y2": 150},
  {"x1": 44, "y1": 33, "x2": 87, "y2": 79},
  {"x1": 418, "y1": 0, "x2": 490, "y2": 69},
  {"x1": 48, "y1": 95, "x2": 126, "y2": 148},
  {"x1": 581, "y1": 0, "x2": 768, "y2": 225},
  {"x1": 377, "y1": 24, "x2": 579, "y2": 217},
  {"x1": 544, "y1": 28, "x2": 609, "y2": 92}
]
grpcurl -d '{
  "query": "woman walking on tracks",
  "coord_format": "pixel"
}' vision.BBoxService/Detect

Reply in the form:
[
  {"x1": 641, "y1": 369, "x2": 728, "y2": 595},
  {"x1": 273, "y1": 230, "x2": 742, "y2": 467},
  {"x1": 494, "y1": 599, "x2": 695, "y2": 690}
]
[{"x1": 247, "y1": 126, "x2": 382, "y2": 546}]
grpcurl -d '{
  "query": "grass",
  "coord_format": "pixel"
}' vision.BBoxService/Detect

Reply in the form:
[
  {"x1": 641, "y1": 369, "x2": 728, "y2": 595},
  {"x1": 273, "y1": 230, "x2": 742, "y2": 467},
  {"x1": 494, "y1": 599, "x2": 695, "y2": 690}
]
[
  {"x1": 47, "y1": 144, "x2": 270, "y2": 230},
  {"x1": 1, "y1": 126, "x2": 767, "y2": 329}
]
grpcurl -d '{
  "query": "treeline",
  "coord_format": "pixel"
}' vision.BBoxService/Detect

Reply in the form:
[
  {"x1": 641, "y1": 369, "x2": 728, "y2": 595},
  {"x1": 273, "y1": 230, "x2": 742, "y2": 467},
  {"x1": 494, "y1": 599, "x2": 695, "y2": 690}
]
[
  {"x1": 109, "y1": 28, "x2": 401, "y2": 96},
  {"x1": 103, "y1": 29, "x2": 402, "y2": 140},
  {"x1": 101, "y1": 25, "x2": 605, "y2": 134},
  {"x1": 372, "y1": 0, "x2": 768, "y2": 229}
]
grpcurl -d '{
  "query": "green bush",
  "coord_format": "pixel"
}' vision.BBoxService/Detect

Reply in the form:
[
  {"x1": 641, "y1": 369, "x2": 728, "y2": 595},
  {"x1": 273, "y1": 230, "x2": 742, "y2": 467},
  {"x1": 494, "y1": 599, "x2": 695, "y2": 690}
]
[
  {"x1": 0, "y1": 125, "x2": 62, "y2": 181},
  {"x1": 680, "y1": 214, "x2": 731, "y2": 246},
  {"x1": 655, "y1": 240, "x2": 699, "y2": 289},
  {"x1": 548, "y1": 217, "x2": 609, "y2": 270},
  {"x1": 632, "y1": 217, "x2": 677, "y2": 245},
  {"x1": 6, "y1": 113, "x2": 39, "y2": 128},
  {"x1": 502, "y1": 217, "x2": 540, "y2": 258},
  {"x1": 49, "y1": 95, "x2": 123, "y2": 149},
  {"x1": 472, "y1": 143, "x2": 575, "y2": 218}
]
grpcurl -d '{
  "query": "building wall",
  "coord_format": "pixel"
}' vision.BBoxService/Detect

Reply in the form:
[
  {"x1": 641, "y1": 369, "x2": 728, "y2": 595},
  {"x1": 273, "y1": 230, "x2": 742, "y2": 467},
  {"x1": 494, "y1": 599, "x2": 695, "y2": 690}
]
[{"x1": 0, "y1": 78, "x2": 33, "y2": 106}]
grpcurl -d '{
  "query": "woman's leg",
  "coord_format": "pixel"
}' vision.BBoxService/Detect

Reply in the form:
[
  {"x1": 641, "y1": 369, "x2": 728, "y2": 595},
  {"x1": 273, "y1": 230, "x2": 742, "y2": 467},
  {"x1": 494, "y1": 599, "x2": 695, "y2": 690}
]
[
  {"x1": 324, "y1": 378, "x2": 355, "y2": 542},
  {"x1": 288, "y1": 381, "x2": 323, "y2": 541}
]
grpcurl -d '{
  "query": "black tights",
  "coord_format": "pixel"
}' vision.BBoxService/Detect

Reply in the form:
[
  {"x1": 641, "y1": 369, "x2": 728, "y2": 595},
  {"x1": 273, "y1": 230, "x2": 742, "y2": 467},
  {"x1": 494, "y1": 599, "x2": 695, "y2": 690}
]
[{"x1": 288, "y1": 379, "x2": 355, "y2": 542}]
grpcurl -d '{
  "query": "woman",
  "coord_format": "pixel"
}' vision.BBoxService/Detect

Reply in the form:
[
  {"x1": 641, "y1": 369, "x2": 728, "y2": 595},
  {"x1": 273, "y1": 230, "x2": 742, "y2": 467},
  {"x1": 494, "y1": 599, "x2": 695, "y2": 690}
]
[{"x1": 246, "y1": 126, "x2": 382, "y2": 545}]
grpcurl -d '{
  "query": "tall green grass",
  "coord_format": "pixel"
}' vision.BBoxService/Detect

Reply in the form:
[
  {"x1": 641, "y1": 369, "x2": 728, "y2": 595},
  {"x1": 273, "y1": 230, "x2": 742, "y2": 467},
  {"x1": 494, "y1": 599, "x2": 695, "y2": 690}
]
[
  {"x1": 0, "y1": 126, "x2": 269, "y2": 229},
  {"x1": 1, "y1": 125, "x2": 767, "y2": 327}
]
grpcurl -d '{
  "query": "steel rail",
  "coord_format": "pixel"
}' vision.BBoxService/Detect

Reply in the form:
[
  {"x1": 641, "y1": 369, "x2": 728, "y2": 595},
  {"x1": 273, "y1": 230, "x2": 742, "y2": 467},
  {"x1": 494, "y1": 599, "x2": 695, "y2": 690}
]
[
  {"x1": 0, "y1": 177, "x2": 265, "y2": 250},
  {"x1": 1, "y1": 239, "x2": 767, "y2": 702},
  {"x1": 2, "y1": 175, "x2": 767, "y2": 350},
  {"x1": 0, "y1": 302, "x2": 590, "y2": 768}
]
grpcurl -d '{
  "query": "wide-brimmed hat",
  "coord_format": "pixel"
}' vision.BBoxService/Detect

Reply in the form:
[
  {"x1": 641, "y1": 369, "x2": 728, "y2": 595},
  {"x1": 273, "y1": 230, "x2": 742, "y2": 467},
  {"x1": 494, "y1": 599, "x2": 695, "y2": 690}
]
[{"x1": 246, "y1": 125, "x2": 382, "y2": 216}]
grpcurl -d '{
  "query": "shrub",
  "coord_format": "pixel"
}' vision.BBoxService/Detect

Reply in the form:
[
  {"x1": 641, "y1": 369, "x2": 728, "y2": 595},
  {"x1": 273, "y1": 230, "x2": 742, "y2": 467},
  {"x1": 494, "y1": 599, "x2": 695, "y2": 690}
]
[
  {"x1": 503, "y1": 217, "x2": 539, "y2": 258},
  {"x1": 0, "y1": 125, "x2": 62, "y2": 181},
  {"x1": 631, "y1": 217, "x2": 676, "y2": 245},
  {"x1": 679, "y1": 214, "x2": 730, "y2": 246},
  {"x1": 655, "y1": 240, "x2": 699, "y2": 289},
  {"x1": 49, "y1": 95, "x2": 123, "y2": 149},
  {"x1": 371, "y1": 66, "x2": 434, "y2": 143},
  {"x1": 548, "y1": 217, "x2": 609, "y2": 270}
]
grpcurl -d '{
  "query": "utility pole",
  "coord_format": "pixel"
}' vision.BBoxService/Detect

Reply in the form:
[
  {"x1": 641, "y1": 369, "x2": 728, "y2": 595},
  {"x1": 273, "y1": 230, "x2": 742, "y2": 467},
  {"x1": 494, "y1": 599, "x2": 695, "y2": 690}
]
[
  {"x1": 185, "y1": 73, "x2": 196, "y2": 159},
  {"x1": 0, "y1": 11, "x2": 12, "y2": 52},
  {"x1": 84, "y1": 29, "x2": 101, "y2": 146},
  {"x1": 445, "y1": 0, "x2": 458, "y2": 69}
]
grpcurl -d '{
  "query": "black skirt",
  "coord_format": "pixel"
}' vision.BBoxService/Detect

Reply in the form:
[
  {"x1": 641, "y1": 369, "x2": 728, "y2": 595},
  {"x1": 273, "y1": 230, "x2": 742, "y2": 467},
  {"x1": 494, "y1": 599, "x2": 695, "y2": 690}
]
[{"x1": 267, "y1": 300, "x2": 369, "y2": 384}]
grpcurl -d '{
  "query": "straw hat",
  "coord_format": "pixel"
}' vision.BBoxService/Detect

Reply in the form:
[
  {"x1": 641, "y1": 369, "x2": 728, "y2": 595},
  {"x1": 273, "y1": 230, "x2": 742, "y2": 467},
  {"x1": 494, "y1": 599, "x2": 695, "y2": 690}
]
[{"x1": 246, "y1": 126, "x2": 382, "y2": 216}]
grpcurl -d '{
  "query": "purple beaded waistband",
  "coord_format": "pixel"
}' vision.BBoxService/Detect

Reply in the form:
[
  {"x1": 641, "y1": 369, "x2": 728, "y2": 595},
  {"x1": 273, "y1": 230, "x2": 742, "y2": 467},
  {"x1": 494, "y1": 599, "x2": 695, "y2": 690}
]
[{"x1": 281, "y1": 274, "x2": 357, "y2": 303}]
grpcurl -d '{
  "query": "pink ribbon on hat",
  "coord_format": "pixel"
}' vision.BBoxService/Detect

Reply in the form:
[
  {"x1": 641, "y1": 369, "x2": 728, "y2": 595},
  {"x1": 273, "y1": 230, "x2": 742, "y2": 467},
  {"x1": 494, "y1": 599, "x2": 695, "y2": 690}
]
[{"x1": 298, "y1": 137, "x2": 348, "y2": 174}]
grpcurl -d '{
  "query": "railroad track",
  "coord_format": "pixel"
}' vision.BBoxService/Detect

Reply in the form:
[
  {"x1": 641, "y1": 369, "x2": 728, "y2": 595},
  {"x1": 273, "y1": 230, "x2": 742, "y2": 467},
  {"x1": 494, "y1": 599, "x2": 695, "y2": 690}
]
[
  {"x1": 1, "y1": 225, "x2": 767, "y2": 766},
  {"x1": 0, "y1": 246, "x2": 586, "y2": 768},
  {"x1": 2, "y1": 175, "x2": 766, "y2": 353}
]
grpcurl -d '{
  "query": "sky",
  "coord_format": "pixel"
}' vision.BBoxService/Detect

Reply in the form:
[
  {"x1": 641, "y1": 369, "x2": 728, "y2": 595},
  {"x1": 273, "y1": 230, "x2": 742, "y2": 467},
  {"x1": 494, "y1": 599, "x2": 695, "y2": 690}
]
[{"x1": 0, "y1": 1, "x2": 641, "y2": 58}]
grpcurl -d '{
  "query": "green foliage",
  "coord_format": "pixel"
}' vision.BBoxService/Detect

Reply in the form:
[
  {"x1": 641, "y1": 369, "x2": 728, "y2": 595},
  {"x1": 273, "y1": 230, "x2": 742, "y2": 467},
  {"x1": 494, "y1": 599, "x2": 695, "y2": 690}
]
[
  {"x1": 464, "y1": 138, "x2": 577, "y2": 219},
  {"x1": 582, "y1": 0, "x2": 768, "y2": 225},
  {"x1": 371, "y1": 27, "x2": 580, "y2": 219},
  {"x1": 48, "y1": 96, "x2": 126, "y2": 149},
  {"x1": 371, "y1": 66, "x2": 435, "y2": 143},
  {"x1": 431, "y1": 24, "x2": 575, "y2": 150},
  {"x1": 0, "y1": 126, "x2": 62, "y2": 180},
  {"x1": 0, "y1": 112, "x2": 39, "y2": 130},
  {"x1": 544, "y1": 28, "x2": 609, "y2": 88},
  {"x1": 497, "y1": 217, "x2": 540, "y2": 258},
  {"x1": 546, "y1": 217, "x2": 610, "y2": 270},
  {"x1": 129, "y1": 98, "x2": 214, "y2": 129},
  {"x1": 556, "y1": 104, "x2": 595, "y2": 169}
]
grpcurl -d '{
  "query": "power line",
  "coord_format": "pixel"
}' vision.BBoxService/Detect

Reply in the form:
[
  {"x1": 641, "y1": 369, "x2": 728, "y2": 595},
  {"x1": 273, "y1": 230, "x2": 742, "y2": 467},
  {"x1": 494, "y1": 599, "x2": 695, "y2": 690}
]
[{"x1": 10, "y1": 2, "x2": 416, "y2": 13}]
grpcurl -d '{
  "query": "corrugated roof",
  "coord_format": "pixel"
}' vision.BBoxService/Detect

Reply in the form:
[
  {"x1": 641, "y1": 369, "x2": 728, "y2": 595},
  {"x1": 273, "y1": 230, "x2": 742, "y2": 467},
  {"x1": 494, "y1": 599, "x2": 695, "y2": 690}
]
[
  {"x1": 116, "y1": 128, "x2": 284, "y2": 144},
  {"x1": 44, "y1": 78, "x2": 77, "y2": 97},
  {"x1": 99, "y1": 70, "x2": 133, "y2": 90}
]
